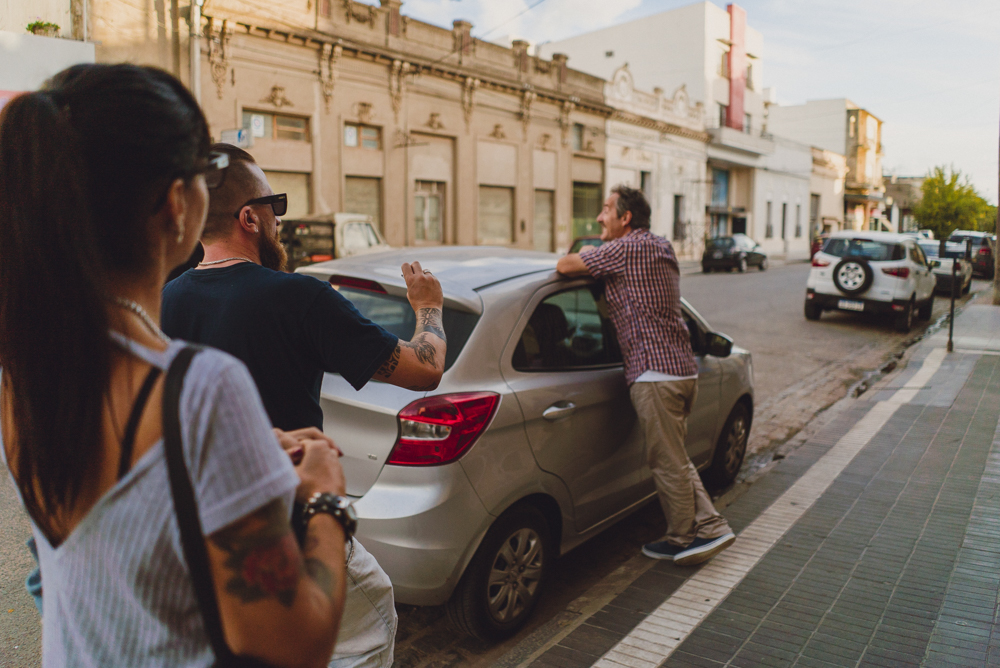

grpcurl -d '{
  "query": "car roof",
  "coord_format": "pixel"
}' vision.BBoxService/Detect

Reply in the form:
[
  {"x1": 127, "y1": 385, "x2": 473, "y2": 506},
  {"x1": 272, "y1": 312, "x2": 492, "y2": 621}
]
[
  {"x1": 949, "y1": 230, "x2": 991, "y2": 237},
  {"x1": 827, "y1": 230, "x2": 912, "y2": 243},
  {"x1": 296, "y1": 246, "x2": 559, "y2": 311}
]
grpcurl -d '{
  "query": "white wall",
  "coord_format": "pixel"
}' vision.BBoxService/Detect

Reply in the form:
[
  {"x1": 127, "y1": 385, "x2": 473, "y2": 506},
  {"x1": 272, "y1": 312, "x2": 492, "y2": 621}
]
[
  {"x1": 0, "y1": 30, "x2": 94, "y2": 92},
  {"x1": 751, "y1": 138, "x2": 812, "y2": 259},
  {"x1": 541, "y1": 2, "x2": 711, "y2": 108},
  {"x1": 768, "y1": 99, "x2": 848, "y2": 155},
  {"x1": 0, "y1": 0, "x2": 72, "y2": 38}
]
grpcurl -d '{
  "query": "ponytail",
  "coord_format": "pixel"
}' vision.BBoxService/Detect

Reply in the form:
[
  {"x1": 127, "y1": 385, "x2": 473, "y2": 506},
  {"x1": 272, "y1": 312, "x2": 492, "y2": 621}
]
[{"x1": 0, "y1": 65, "x2": 209, "y2": 540}]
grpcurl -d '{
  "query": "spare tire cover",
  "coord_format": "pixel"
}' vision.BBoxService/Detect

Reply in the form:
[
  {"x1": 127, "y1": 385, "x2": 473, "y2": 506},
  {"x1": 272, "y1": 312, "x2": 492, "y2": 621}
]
[{"x1": 833, "y1": 258, "x2": 874, "y2": 296}]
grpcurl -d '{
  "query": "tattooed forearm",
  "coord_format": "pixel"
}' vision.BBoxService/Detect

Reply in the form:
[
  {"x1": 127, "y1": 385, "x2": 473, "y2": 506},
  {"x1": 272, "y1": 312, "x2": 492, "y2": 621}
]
[
  {"x1": 415, "y1": 307, "x2": 447, "y2": 342},
  {"x1": 210, "y1": 499, "x2": 304, "y2": 608},
  {"x1": 376, "y1": 344, "x2": 401, "y2": 378},
  {"x1": 402, "y1": 335, "x2": 438, "y2": 366},
  {"x1": 304, "y1": 558, "x2": 335, "y2": 600}
]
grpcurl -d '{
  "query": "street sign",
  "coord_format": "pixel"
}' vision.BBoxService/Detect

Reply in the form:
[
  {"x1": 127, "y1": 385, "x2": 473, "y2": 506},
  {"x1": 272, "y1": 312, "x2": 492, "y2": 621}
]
[{"x1": 220, "y1": 128, "x2": 253, "y2": 148}]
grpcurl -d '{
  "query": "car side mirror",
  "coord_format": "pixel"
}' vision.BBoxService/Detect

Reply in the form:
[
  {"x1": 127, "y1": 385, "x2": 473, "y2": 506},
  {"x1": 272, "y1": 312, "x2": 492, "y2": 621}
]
[
  {"x1": 705, "y1": 332, "x2": 733, "y2": 358},
  {"x1": 929, "y1": 259, "x2": 940, "y2": 268}
]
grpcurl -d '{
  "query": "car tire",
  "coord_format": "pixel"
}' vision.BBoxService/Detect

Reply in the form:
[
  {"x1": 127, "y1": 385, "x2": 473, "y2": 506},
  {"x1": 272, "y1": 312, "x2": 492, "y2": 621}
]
[
  {"x1": 737, "y1": 257, "x2": 747, "y2": 273},
  {"x1": 917, "y1": 296, "x2": 933, "y2": 321},
  {"x1": 704, "y1": 402, "x2": 751, "y2": 490},
  {"x1": 804, "y1": 301, "x2": 822, "y2": 321},
  {"x1": 758, "y1": 257, "x2": 768, "y2": 271},
  {"x1": 832, "y1": 258, "x2": 874, "y2": 296},
  {"x1": 447, "y1": 505, "x2": 553, "y2": 641},
  {"x1": 702, "y1": 264, "x2": 711, "y2": 273},
  {"x1": 894, "y1": 298, "x2": 914, "y2": 333}
]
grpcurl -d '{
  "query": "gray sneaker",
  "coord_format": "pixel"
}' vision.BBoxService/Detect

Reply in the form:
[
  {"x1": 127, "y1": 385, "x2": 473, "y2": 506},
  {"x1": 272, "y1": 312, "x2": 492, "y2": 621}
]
[{"x1": 673, "y1": 533, "x2": 735, "y2": 566}]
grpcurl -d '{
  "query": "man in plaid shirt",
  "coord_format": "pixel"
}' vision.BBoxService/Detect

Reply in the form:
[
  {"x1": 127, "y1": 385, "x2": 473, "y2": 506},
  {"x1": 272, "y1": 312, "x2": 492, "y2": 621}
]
[{"x1": 557, "y1": 185, "x2": 734, "y2": 565}]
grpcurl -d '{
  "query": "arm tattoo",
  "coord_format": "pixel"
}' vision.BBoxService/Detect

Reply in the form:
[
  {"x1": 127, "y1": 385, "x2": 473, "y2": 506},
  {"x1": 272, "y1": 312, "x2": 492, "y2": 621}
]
[
  {"x1": 376, "y1": 344, "x2": 401, "y2": 378},
  {"x1": 415, "y1": 307, "x2": 447, "y2": 342},
  {"x1": 402, "y1": 334, "x2": 437, "y2": 367},
  {"x1": 210, "y1": 499, "x2": 304, "y2": 608}
]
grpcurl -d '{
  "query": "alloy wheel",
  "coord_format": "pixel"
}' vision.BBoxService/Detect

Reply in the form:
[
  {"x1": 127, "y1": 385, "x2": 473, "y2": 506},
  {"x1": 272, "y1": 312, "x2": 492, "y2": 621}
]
[
  {"x1": 487, "y1": 528, "x2": 544, "y2": 623},
  {"x1": 724, "y1": 414, "x2": 748, "y2": 479}
]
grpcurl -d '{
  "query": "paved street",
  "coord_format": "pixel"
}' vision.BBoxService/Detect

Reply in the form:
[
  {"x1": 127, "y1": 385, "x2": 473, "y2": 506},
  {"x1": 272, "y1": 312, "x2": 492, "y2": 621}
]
[{"x1": 0, "y1": 262, "x2": 989, "y2": 667}]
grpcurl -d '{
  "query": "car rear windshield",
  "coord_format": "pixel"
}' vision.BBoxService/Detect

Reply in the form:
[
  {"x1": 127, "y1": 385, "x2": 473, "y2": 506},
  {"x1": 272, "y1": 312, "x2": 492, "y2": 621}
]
[
  {"x1": 334, "y1": 286, "x2": 479, "y2": 372},
  {"x1": 707, "y1": 237, "x2": 735, "y2": 249},
  {"x1": 919, "y1": 242, "x2": 966, "y2": 259},
  {"x1": 822, "y1": 238, "x2": 904, "y2": 261}
]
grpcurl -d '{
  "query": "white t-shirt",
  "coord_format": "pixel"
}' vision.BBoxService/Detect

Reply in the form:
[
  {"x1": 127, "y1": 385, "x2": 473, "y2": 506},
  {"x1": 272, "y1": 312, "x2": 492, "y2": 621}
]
[
  {"x1": 634, "y1": 370, "x2": 698, "y2": 383},
  {"x1": 1, "y1": 336, "x2": 299, "y2": 668}
]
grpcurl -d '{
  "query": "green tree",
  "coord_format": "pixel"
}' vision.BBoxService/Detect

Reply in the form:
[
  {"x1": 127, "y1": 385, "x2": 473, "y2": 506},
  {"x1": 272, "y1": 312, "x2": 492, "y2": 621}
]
[{"x1": 913, "y1": 166, "x2": 997, "y2": 239}]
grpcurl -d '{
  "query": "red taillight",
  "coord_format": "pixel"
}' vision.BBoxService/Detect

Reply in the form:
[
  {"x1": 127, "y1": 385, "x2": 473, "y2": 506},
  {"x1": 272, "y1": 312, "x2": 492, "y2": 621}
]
[
  {"x1": 979, "y1": 247, "x2": 990, "y2": 255},
  {"x1": 310, "y1": 254, "x2": 333, "y2": 263},
  {"x1": 881, "y1": 266, "x2": 910, "y2": 279},
  {"x1": 812, "y1": 257, "x2": 830, "y2": 267},
  {"x1": 329, "y1": 275, "x2": 387, "y2": 293},
  {"x1": 388, "y1": 392, "x2": 501, "y2": 466}
]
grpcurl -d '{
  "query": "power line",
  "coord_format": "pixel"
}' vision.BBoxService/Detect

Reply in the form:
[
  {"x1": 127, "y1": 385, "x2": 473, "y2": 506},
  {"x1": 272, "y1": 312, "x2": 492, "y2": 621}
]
[{"x1": 477, "y1": 0, "x2": 551, "y2": 39}]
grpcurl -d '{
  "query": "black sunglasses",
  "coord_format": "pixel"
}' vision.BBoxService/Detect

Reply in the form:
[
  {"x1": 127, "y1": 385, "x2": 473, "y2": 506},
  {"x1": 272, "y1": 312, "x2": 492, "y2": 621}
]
[
  {"x1": 233, "y1": 193, "x2": 288, "y2": 219},
  {"x1": 204, "y1": 151, "x2": 229, "y2": 190}
]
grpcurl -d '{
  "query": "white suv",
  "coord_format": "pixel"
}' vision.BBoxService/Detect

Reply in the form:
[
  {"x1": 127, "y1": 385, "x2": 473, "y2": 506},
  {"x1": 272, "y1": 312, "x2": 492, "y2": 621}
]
[{"x1": 805, "y1": 231, "x2": 937, "y2": 332}]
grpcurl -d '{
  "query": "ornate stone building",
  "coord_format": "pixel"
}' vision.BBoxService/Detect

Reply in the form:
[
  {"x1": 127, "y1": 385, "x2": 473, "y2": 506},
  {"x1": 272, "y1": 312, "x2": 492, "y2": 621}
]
[
  {"x1": 602, "y1": 64, "x2": 710, "y2": 259},
  {"x1": 78, "y1": 0, "x2": 612, "y2": 252}
]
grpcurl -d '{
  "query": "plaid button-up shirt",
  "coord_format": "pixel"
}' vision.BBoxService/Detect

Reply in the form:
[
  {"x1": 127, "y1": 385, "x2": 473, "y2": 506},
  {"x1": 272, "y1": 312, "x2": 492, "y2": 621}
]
[{"x1": 582, "y1": 228, "x2": 698, "y2": 384}]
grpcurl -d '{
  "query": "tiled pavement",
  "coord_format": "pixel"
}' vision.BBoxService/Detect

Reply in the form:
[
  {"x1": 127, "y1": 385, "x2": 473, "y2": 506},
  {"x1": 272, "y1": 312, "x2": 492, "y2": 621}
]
[{"x1": 512, "y1": 306, "x2": 1000, "y2": 668}]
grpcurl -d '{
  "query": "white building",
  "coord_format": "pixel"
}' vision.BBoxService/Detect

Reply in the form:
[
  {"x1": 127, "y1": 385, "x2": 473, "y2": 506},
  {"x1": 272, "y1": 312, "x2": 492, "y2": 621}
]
[
  {"x1": 542, "y1": 1, "x2": 812, "y2": 259},
  {"x1": 767, "y1": 99, "x2": 886, "y2": 231},
  {"x1": 602, "y1": 65, "x2": 710, "y2": 259}
]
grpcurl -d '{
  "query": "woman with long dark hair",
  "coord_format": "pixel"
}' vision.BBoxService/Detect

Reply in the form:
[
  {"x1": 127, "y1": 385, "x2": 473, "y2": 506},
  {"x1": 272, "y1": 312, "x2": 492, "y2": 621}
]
[{"x1": 0, "y1": 64, "x2": 347, "y2": 666}]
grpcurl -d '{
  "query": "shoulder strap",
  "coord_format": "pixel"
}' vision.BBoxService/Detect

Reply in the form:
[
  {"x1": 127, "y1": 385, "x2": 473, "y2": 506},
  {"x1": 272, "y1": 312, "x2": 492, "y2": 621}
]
[
  {"x1": 162, "y1": 346, "x2": 236, "y2": 664},
  {"x1": 117, "y1": 366, "x2": 162, "y2": 481}
]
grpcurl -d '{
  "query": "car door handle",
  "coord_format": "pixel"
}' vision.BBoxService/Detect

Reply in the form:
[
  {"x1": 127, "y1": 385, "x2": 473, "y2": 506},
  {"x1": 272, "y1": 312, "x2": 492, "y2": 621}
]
[{"x1": 543, "y1": 402, "x2": 576, "y2": 421}]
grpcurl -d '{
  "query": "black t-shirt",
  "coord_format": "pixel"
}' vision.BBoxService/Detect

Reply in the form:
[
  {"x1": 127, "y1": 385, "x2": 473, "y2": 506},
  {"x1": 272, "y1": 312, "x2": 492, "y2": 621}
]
[{"x1": 162, "y1": 263, "x2": 398, "y2": 431}]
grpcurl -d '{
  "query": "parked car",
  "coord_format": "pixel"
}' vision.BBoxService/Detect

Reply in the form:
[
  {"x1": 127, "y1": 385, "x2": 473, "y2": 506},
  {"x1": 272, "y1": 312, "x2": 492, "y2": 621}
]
[
  {"x1": 805, "y1": 231, "x2": 937, "y2": 332},
  {"x1": 298, "y1": 248, "x2": 754, "y2": 641},
  {"x1": 947, "y1": 230, "x2": 995, "y2": 278},
  {"x1": 280, "y1": 212, "x2": 391, "y2": 271},
  {"x1": 917, "y1": 240, "x2": 973, "y2": 296},
  {"x1": 702, "y1": 234, "x2": 768, "y2": 272},
  {"x1": 568, "y1": 235, "x2": 603, "y2": 254}
]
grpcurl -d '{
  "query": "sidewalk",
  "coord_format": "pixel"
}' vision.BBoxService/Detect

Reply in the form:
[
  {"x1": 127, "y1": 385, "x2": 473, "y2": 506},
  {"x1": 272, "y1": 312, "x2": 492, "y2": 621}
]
[{"x1": 505, "y1": 303, "x2": 1000, "y2": 668}]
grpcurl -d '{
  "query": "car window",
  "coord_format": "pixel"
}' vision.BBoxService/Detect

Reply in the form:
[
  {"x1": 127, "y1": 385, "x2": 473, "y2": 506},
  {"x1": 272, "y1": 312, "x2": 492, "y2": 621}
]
[
  {"x1": 333, "y1": 286, "x2": 479, "y2": 372},
  {"x1": 363, "y1": 223, "x2": 382, "y2": 247},
  {"x1": 708, "y1": 238, "x2": 735, "y2": 249},
  {"x1": 822, "y1": 238, "x2": 903, "y2": 261},
  {"x1": 341, "y1": 223, "x2": 369, "y2": 253},
  {"x1": 512, "y1": 287, "x2": 622, "y2": 371},
  {"x1": 908, "y1": 244, "x2": 926, "y2": 266},
  {"x1": 918, "y1": 242, "x2": 939, "y2": 258}
]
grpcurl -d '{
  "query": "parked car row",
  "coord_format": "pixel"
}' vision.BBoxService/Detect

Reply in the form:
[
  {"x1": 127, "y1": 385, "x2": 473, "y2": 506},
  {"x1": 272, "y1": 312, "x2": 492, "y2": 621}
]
[
  {"x1": 917, "y1": 240, "x2": 973, "y2": 296},
  {"x1": 947, "y1": 230, "x2": 995, "y2": 278},
  {"x1": 298, "y1": 247, "x2": 755, "y2": 640}
]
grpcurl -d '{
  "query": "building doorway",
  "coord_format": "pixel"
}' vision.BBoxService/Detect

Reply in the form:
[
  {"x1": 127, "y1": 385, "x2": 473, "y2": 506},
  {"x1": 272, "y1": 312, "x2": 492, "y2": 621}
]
[{"x1": 732, "y1": 216, "x2": 746, "y2": 235}]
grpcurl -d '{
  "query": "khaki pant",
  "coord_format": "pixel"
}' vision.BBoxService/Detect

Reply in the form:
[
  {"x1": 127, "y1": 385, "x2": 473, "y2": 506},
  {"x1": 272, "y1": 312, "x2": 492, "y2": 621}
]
[{"x1": 630, "y1": 379, "x2": 732, "y2": 547}]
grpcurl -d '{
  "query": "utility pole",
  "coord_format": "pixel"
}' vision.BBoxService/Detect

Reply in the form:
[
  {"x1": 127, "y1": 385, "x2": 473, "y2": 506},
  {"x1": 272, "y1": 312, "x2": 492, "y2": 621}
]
[
  {"x1": 994, "y1": 93, "x2": 1000, "y2": 304},
  {"x1": 189, "y1": 0, "x2": 203, "y2": 104}
]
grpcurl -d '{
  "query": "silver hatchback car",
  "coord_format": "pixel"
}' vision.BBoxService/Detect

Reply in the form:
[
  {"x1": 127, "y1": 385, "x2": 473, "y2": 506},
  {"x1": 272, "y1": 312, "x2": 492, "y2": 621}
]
[{"x1": 298, "y1": 247, "x2": 754, "y2": 640}]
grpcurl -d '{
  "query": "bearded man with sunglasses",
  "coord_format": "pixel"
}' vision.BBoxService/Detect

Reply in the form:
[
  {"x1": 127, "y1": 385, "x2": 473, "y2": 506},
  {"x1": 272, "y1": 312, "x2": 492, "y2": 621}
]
[{"x1": 162, "y1": 144, "x2": 445, "y2": 668}]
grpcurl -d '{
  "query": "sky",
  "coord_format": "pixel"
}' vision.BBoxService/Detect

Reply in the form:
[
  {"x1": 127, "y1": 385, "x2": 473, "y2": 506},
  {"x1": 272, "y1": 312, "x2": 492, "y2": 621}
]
[{"x1": 380, "y1": 0, "x2": 1000, "y2": 204}]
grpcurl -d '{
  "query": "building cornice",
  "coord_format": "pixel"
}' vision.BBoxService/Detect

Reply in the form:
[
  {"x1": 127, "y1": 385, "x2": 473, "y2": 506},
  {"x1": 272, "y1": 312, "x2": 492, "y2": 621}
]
[
  {"x1": 610, "y1": 110, "x2": 709, "y2": 143},
  {"x1": 202, "y1": 12, "x2": 614, "y2": 116}
]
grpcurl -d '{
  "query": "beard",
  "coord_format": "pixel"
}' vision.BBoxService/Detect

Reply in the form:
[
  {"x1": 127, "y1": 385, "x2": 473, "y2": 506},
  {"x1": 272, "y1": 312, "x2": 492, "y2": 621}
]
[{"x1": 259, "y1": 225, "x2": 288, "y2": 272}]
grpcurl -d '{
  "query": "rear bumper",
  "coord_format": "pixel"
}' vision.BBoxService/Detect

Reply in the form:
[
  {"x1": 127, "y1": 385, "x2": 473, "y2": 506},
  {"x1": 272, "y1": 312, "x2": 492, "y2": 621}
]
[
  {"x1": 351, "y1": 462, "x2": 492, "y2": 606},
  {"x1": 806, "y1": 289, "x2": 908, "y2": 315},
  {"x1": 933, "y1": 274, "x2": 964, "y2": 293}
]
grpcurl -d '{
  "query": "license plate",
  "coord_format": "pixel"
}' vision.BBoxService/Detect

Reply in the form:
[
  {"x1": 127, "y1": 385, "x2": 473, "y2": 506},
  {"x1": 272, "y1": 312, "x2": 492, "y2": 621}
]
[
  {"x1": 713, "y1": 251, "x2": 723, "y2": 259},
  {"x1": 838, "y1": 299, "x2": 865, "y2": 312}
]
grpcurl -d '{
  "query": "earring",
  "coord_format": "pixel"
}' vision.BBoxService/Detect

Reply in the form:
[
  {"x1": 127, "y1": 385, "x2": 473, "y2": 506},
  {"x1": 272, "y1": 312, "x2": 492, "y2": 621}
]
[{"x1": 176, "y1": 223, "x2": 185, "y2": 244}]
